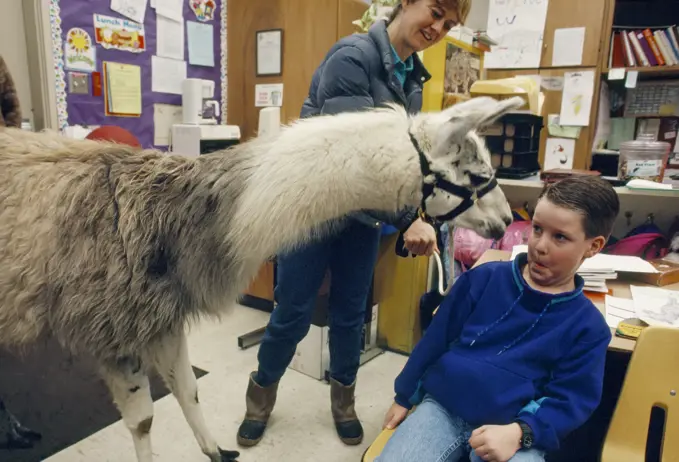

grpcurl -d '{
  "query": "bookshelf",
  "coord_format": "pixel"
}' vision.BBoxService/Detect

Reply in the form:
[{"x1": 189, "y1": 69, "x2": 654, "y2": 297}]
[{"x1": 603, "y1": 65, "x2": 679, "y2": 77}]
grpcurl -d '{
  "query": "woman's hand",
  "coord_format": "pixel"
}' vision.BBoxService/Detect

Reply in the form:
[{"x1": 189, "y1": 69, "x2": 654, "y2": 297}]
[
  {"x1": 383, "y1": 402, "x2": 409, "y2": 430},
  {"x1": 404, "y1": 218, "x2": 439, "y2": 257},
  {"x1": 468, "y1": 424, "x2": 522, "y2": 462}
]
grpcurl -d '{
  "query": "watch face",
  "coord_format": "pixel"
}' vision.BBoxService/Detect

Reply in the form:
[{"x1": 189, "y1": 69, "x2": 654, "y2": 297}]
[{"x1": 523, "y1": 434, "x2": 533, "y2": 449}]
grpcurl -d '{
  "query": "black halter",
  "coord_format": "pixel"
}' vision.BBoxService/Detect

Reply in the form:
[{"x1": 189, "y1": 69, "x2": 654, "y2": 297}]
[{"x1": 409, "y1": 132, "x2": 499, "y2": 222}]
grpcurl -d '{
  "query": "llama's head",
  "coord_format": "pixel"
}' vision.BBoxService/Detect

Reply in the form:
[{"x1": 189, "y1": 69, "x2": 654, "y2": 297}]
[{"x1": 414, "y1": 96, "x2": 525, "y2": 240}]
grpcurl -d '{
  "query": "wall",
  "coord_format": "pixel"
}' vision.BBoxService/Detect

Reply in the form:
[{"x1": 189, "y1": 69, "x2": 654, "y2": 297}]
[
  {"x1": 227, "y1": 0, "x2": 367, "y2": 139},
  {"x1": 0, "y1": 0, "x2": 33, "y2": 125},
  {"x1": 465, "y1": 0, "x2": 489, "y2": 32}
]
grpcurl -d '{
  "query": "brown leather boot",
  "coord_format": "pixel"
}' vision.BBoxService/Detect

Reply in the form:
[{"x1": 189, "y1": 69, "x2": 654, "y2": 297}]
[
  {"x1": 236, "y1": 372, "x2": 279, "y2": 447},
  {"x1": 330, "y1": 377, "x2": 363, "y2": 445}
]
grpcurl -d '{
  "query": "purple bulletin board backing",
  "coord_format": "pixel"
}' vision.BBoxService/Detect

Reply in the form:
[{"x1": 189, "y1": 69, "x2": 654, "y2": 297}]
[{"x1": 48, "y1": 0, "x2": 227, "y2": 150}]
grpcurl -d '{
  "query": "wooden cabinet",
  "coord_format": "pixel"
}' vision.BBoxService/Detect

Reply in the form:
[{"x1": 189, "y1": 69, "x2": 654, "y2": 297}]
[
  {"x1": 540, "y1": 0, "x2": 608, "y2": 68},
  {"x1": 232, "y1": 0, "x2": 370, "y2": 306}
]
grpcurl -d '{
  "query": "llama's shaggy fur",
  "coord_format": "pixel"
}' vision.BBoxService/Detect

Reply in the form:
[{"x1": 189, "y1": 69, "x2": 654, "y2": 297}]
[{"x1": 0, "y1": 96, "x2": 523, "y2": 461}]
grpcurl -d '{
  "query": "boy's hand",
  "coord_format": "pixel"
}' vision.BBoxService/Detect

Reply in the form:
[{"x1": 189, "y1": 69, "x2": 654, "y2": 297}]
[
  {"x1": 469, "y1": 423, "x2": 522, "y2": 462},
  {"x1": 383, "y1": 402, "x2": 408, "y2": 430}
]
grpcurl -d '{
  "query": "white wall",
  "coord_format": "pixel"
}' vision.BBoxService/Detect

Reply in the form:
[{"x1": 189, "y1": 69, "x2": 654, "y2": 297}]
[
  {"x1": 465, "y1": 0, "x2": 489, "y2": 31},
  {"x1": 0, "y1": 0, "x2": 33, "y2": 125}
]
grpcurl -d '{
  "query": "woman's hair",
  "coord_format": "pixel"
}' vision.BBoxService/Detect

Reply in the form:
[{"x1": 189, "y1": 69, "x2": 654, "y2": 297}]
[{"x1": 387, "y1": 0, "x2": 471, "y2": 26}]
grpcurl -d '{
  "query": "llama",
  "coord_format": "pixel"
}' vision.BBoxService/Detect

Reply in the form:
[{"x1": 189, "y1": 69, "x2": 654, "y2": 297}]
[{"x1": 0, "y1": 95, "x2": 523, "y2": 461}]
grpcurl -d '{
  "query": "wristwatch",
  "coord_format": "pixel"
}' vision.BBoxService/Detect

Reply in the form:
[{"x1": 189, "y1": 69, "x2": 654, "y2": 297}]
[{"x1": 517, "y1": 422, "x2": 534, "y2": 449}]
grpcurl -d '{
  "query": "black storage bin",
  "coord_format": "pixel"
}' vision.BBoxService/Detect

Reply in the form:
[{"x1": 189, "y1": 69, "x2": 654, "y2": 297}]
[{"x1": 479, "y1": 112, "x2": 544, "y2": 179}]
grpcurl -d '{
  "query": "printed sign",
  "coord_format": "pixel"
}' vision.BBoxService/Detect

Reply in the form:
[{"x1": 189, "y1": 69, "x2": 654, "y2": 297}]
[
  {"x1": 64, "y1": 28, "x2": 96, "y2": 73},
  {"x1": 190, "y1": 0, "x2": 216, "y2": 22},
  {"x1": 93, "y1": 14, "x2": 146, "y2": 53}
]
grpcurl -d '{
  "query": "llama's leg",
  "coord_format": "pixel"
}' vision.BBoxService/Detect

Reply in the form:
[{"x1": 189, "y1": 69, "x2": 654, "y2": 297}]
[
  {"x1": 152, "y1": 332, "x2": 238, "y2": 462},
  {"x1": 100, "y1": 357, "x2": 154, "y2": 462},
  {"x1": 0, "y1": 395, "x2": 41, "y2": 450}
]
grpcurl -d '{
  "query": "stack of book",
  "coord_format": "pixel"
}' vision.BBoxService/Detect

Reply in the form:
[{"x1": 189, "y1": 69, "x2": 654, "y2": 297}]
[{"x1": 608, "y1": 26, "x2": 679, "y2": 68}]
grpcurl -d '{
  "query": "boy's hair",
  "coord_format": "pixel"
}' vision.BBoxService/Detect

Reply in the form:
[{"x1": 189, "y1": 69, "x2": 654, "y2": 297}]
[
  {"x1": 388, "y1": 0, "x2": 471, "y2": 25},
  {"x1": 538, "y1": 176, "x2": 620, "y2": 239}
]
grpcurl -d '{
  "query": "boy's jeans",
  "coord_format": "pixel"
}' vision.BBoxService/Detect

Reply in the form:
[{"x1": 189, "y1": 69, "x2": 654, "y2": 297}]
[
  {"x1": 376, "y1": 395, "x2": 545, "y2": 462},
  {"x1": 255, "y1": 220, "x2": 381, "y2": 387}
]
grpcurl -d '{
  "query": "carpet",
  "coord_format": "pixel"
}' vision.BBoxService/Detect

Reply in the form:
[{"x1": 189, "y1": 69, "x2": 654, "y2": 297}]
[{"x1": 0, "y1": 336, "x2": 207, "y2": 462}]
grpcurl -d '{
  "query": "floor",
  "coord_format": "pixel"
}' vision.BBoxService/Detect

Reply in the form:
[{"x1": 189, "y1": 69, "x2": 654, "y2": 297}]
[{"x1": 38, "y1": 304, "x2": 407, "y2": 462}]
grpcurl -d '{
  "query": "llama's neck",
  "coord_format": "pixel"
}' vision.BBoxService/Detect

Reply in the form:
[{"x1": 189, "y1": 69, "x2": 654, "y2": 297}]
[{"x1": 227, "y1": 112, "x2": 423, "y2": 264}]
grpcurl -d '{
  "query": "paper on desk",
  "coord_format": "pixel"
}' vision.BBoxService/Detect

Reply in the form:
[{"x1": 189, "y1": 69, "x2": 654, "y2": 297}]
[
  {"x1": 560, "y1": 71, "x2": 595, "y2": 126},
  {"x1": 605, "y1": 295, "x2": 636, "y2": 328},
  {"x1": 510, "y1": 245, "x2": 659, "y2": 273},
  {"x1": 552, "y1": 27, "x2": 585, "y2": 67},
  {"x1": 153, "y1": 104, "x2": 182, "y2": 146},
  {"x1": 630, "y1": 285, "x2": 679, "y2": 327},
  {"x1": 157, "y1": 15, "x2": 184, "y2": 60},
  {"x1": 152, "y1": 56, "x2": 186, "y2": 95},
  {"x1": 110, "y1": 0, "x2": 147, "y2": 24},
  {"x1": 156, "y1": 0, "x2": 183, "y2": 22},
  {"x1": 187, "y1": 21, "x2": 214, "y2": 67}
]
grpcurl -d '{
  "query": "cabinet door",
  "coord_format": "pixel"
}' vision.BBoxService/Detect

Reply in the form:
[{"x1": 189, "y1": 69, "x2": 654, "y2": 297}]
[{"x1": 540, "y1": 0, "x2": 607, "y2": 68}]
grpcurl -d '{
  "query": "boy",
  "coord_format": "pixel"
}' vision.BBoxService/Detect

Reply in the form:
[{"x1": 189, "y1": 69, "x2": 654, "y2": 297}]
[{"x1": 377, "y1": 176, "x2": 620, "y2": 462}]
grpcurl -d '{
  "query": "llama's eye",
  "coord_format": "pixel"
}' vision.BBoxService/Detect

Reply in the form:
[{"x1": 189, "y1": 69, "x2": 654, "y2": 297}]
[{"x1": 467, "y1": 173, "x2": 490, "y2": 186}]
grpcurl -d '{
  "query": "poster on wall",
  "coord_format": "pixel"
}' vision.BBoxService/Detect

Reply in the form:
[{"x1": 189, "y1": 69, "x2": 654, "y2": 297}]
[
  {"x1": 64, "y1": 28, "x2": 97, "y2": 73},
  {"x1": 484, "y1": 0, "x2": 549, "y2": 69},
  {"x1": 93, "y1": 13, "x2": 146, "y2": 53},
  {"x1": 255, "y1": 84, "x2": 283, "y2": 107},
  {"x1": 190, "y1": 0, "x2": 216, "y2": 22}
]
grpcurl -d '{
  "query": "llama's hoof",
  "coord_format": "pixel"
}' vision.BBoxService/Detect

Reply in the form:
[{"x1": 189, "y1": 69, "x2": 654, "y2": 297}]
[
  {"x1": 12, "y1": 421, "x2": 42, "y2": 442},
  {"x1": 0, "y1": 420, "x2": 42, "y2": 449},
  {"x1": 210, "y1": 447, "x2": 239, "y2": 461}
]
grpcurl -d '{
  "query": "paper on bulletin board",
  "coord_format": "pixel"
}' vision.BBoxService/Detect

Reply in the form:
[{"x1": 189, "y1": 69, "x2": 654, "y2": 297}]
[
  {"x1": 152, "y1": 56, "x2": 187, "y2": 95},
  {"x1": 157, "y1": 15, "x2": 185, "y2": 60},
  {"x1": 104, "y1": 62, "x2": 142, "y2": 116},
  {"x1": 552, "y1": 27, "x2": 585, "y2": 67},
  {"x1": 94, "y1": 14, "x2": 146, "y2": 53},
  {"x1": 547, "y1": 114, "x2": 581, "y2": 139},
  {"x1": 153, "y1": 104, "x2": 183, "y2": 146},
  {"x1": 156, "y1": 0, "x2": 183, "y2": 22},
  {"x1": 187, "y1": 21, "x2": 215, "y2": 67},
  {"x1": 544, "y1": 137, "x2": 575, "y2": 171},
  {"x1": 484, "y1": 0, "x2": 549, "y2": 69},
  {"x1": 559, "y1": 71, "x2": 595, "y2": 126},
  {"x1": 110, "y1": 0, "x2": 148, "y2": 25},
  {"x1": 64, "y1": 28, "x2": 97, "y2": 73},
  {"x1": 255, "y1": 84, "x2": 284, "y2": 107}
]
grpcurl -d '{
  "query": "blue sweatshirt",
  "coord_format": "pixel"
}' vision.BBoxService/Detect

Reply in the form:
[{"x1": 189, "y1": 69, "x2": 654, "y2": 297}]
[{"x1": 394, "y1": 253, "x2": 611, "y2": 452}]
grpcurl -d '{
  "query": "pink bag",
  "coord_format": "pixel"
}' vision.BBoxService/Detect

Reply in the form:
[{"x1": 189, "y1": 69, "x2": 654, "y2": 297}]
[
  {"x1": 454, "y1": 220, "x2": 533, "y2": 269},
  {"x1": 604, "y1": 233, "x2": 669, "y2": 260}
]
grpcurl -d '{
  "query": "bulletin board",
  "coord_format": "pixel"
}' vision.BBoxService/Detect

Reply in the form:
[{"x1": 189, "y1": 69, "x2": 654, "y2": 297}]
[{"x1": 48, "y1": 0, "x2": 228, "y2": 149}]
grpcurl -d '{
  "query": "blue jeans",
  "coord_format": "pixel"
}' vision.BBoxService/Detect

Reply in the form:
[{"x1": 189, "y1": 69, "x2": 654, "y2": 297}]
[
  {"x1": 255, "y1": 220, "x2": 381, "y2": 387},
  {"x1": 376, "y1": 396, "x2": 545, "y2": 462}
]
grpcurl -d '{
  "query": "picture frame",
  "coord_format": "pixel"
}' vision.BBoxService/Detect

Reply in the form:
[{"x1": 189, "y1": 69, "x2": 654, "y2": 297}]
[{"x1": 256, "y1": 28, "x2": 283, "y2": 77}]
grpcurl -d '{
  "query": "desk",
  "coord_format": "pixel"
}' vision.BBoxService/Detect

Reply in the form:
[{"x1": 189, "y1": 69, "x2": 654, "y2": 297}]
[{"x1": 476, "y1": 249, "x2": 679, "y2": 354}]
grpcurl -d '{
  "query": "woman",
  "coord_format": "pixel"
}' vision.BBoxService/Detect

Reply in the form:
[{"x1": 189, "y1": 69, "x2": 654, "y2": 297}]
[{"x1": 237, "y1": 0, "x2": 469, "y2": 448}]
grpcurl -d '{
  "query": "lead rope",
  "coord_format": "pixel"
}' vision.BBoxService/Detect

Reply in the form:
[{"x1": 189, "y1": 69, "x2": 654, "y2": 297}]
[{"x1": 432, "y1": 225, "x2": 455, "y2": 297}]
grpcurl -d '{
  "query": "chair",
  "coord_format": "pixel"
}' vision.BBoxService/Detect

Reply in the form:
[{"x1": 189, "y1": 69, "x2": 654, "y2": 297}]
[
  {"x1": 601, "y1": 326, "x2": 679, "y2": 462},
  {"x1": 362, "y1": 428, "x2": 395, "y2": 462}
]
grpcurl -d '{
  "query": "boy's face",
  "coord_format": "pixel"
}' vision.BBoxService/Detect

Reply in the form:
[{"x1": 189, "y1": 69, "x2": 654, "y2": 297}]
[{"x1": 526, "y1": 198, "x2": 606, "y2": 288}]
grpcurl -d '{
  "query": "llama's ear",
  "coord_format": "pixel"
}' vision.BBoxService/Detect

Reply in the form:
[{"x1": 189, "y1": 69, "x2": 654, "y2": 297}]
[
  {"x1": 439, "y1": 96, "x2": 526, "y2": 140},
  {"x1": 477, "y1": 96, "x2": 526, "y2": 127}
]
